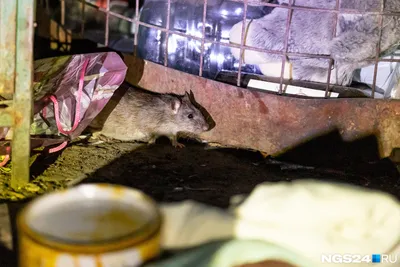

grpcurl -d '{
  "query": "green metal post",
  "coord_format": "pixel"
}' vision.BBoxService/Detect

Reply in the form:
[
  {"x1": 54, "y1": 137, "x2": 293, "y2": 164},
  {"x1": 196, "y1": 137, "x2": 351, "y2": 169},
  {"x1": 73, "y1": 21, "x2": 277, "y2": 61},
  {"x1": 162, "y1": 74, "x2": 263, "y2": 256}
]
[
  {"x1": 0, "y1": 0, "x2": 34, "y2": 189},
  {"x1": 11, "y1": 0, "x2": 34, "y2": 189}
]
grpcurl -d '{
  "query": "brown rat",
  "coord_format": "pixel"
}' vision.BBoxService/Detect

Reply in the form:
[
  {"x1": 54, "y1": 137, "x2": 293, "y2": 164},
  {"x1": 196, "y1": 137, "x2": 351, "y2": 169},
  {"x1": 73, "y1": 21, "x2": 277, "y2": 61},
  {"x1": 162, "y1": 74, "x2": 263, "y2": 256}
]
[{"x1": 88, "y1": 85, "x2": 209, "y2": 148}]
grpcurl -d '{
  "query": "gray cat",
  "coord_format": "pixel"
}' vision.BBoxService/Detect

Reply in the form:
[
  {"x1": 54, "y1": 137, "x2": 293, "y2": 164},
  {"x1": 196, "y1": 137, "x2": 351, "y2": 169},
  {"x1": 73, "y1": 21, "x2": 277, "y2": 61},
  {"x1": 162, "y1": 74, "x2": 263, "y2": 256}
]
[{"x1": 241, "y1": 0, "x2": 400, "y2": 85}]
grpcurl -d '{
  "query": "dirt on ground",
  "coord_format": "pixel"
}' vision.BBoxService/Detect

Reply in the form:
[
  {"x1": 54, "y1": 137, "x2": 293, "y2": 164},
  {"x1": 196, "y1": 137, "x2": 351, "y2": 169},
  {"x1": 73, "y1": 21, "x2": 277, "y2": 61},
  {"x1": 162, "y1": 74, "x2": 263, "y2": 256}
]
[
  {"x1": 1, "y1": 135, "x2": 399, "y2": 206},
  {"x1": 10, "y1": 137, "x2": 400, "y2": 207}
]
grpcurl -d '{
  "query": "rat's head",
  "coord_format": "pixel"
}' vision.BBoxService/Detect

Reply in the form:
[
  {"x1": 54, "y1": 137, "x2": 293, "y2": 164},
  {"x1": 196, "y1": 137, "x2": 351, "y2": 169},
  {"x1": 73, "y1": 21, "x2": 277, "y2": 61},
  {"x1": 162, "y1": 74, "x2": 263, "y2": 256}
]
[{"x1": 169, "y1": 92, "x2": 209, "y2": 134}]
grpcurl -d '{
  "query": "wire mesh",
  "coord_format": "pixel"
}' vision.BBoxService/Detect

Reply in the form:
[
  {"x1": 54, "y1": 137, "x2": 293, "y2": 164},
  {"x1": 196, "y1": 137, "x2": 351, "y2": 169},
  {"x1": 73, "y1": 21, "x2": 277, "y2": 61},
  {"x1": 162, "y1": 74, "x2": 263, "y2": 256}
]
[{"x1": 64, "y1": 0, "x2": 400, "y2": 99}]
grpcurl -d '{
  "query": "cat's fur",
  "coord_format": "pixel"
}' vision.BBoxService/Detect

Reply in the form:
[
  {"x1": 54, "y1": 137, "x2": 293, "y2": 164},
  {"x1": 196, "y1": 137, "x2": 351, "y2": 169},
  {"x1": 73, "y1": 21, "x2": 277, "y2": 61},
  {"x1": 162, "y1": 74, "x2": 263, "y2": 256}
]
[{"x1": 244, "y1": 0, "x2": 400, "y2": 85}]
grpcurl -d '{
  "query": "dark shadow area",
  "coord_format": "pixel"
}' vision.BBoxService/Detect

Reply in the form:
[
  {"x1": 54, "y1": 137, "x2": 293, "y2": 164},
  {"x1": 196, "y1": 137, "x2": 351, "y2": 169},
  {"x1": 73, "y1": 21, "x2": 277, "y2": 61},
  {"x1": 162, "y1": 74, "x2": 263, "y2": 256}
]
[
  {"x1": 72, "y1": 131, "x2": 400, "y2": 209},
  {"x1": 34, "y1": 35, "x2": 114, "y2": 61},
  {"x1": 277, "y1": 130, "x2": 399, "y2": 180},
  {"x1": 0, "y1": 243, "x2": 16, "y2": 267},
  {"x1": 0, "y1": 201, "x2": 31, "y2": 267},
  {"x1": 275, "y1": 129, "x2": 398, "y2": 175}
]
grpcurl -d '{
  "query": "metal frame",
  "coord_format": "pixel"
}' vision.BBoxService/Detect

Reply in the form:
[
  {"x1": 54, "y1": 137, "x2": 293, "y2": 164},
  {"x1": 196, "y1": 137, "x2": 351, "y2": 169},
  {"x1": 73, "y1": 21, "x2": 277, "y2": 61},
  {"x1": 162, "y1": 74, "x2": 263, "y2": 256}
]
[
  {"x1": 78, "y1": 0, "x2": 400, "y2": 99},
  {"x1": 0, "y1": 0, "x2": 34, "y2": 188}
]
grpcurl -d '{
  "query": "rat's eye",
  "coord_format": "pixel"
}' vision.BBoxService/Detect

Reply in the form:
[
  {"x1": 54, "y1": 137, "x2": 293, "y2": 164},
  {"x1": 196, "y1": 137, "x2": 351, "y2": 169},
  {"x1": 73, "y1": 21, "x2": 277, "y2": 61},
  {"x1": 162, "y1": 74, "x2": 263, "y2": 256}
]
[{"x1": 188, "y1": 114, "x2": 193, "y2": 119}]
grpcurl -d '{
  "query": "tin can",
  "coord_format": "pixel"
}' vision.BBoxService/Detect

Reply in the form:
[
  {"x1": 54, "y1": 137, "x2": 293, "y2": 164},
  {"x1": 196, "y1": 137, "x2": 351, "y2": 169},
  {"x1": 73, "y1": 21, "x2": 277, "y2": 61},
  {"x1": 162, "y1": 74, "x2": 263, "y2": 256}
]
[{"x1": 17, "y1": 183, "x2": 162, "y2": 267}]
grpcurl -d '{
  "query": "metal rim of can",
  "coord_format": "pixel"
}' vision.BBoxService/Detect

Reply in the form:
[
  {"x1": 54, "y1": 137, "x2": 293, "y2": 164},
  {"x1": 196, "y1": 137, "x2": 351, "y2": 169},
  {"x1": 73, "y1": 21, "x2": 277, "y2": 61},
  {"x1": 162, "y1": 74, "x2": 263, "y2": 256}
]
[{"x1": 17, "y1": 183, "x2": 163, "y2": 254}]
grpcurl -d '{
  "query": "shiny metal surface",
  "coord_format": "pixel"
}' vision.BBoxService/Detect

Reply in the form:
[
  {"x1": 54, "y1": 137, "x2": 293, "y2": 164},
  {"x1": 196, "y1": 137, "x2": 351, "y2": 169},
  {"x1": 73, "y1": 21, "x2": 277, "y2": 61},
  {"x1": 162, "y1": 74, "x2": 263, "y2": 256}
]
[{"x1": 137, "y1": 0, "x2": 275, "y2": 79}]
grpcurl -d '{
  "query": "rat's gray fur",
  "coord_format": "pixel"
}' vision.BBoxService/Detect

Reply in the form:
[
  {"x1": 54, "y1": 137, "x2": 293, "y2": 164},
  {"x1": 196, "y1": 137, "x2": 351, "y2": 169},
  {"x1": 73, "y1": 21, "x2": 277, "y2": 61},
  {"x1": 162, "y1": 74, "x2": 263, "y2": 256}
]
[
  {"x1": 89, "y1": 86, "x2": 209, "y2": 147},
  {"x1": 242, "y1": 0, "x2": 400, "y2": 85}
]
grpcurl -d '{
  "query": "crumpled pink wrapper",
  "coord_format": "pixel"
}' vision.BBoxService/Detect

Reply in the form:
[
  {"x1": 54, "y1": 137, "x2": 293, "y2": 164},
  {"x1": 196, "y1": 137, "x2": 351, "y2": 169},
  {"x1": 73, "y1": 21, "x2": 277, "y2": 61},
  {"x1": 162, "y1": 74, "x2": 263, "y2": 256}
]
[{"x1": 0, "y1": 52, "x2": 127, "y2": 154}]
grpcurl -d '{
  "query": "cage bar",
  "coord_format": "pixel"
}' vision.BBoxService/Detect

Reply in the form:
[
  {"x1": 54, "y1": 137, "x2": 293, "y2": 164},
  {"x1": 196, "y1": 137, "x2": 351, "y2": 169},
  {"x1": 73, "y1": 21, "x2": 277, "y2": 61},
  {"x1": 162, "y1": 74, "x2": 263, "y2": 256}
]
[
  {"x1": 236, "y1": 0, "x2": 249, "y2": 87},
  {"x1": 279, "y1": 0, "x2": 294, "y2": 94},
  {"x1": 324, "y1": 0, "x2": 340, "y2": 98},
  {"x1": 104, "y1": 0, "x2": 111, "y2": 46},
  {"x1": 198, "y1": 0, "x2": 208, "y2": 77},
  {"x1": 133, "y1": 0, "x2": 140, "y2": 56},
  {"x1": 81, "y1": 0, "x2": 86, "y2": 37},
  {"x1": 163, "y1": 0, "x2": 172, "y2": 67},
  {"x1": 371, "y1": 0, "x2": 386, "y2": 98}
]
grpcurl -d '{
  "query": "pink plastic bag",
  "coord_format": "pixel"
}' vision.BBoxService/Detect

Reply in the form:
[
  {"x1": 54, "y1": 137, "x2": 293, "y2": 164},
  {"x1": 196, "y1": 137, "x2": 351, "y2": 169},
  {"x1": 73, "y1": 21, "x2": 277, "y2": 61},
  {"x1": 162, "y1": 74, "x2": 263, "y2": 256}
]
[{"x1": 0, "y1": 52, "x2": 127, "y2": 164}]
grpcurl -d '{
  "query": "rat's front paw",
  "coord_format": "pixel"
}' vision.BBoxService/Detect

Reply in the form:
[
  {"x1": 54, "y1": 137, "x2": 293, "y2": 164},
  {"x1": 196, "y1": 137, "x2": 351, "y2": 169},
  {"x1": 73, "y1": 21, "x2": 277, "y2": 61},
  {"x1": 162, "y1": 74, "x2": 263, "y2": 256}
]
[
  {"x1": 173, "y1": 142, "x2": 185, "y2": 149},
  {"x1": 169, "y1": 135, "x2": 185, "y2": 148}
]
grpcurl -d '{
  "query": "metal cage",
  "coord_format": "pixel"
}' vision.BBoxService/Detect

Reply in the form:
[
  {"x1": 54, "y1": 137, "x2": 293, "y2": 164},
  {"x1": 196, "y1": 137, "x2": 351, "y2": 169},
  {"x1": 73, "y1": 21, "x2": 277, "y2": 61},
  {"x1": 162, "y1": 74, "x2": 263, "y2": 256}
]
[{"x1": 47, "y1": 0, "x2": 400, "y2": 98}]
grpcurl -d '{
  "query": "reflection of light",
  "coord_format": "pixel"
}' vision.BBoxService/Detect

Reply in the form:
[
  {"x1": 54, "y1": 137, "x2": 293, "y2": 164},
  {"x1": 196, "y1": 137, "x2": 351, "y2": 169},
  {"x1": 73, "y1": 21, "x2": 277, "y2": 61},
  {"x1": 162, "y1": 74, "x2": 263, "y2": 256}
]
[
  {"x1": 189, "y1": 22, "x2": 202, "y2": 39},
  {"x1": 168, "y1": 35, "x2": 178, "y2": 53},
  {"x1": 220, "y1": 9, "x2": 228, "y2": 16},
  {"x1": 196, "y1": 22, "x2": 213, "y2": 38},
  {"x1": 217, "y1": 54, "x2": 225, "y2": 65},
  {"x1": 81, "y1": 186, "x2": 96, "y2": 199},
  {"x1": 130, "y1": 21, "x2": 136, "y2": 35},
  {"x1": 235, "y1": 8, "x2": 242, "y2": 15},
  {"x1": 210, "y1": 52, "x2": 225, "y2": 65},
  {"x1": 189, "y1": 39, "x2": 201, "y2": 53},
  {"x1": 193, "y1": 25, "x2": 203, "y2": 38},
  {"x1": 156, "y1": 31, "x2": 162, "y2": 41}
]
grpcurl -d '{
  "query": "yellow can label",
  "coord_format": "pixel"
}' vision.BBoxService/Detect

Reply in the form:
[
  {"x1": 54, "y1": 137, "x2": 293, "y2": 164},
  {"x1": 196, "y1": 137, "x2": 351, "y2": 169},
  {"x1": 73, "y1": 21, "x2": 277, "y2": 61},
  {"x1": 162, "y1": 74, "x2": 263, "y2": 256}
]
[{"x1": 19, "y1": 230, "x2": 161, "y2": 267}]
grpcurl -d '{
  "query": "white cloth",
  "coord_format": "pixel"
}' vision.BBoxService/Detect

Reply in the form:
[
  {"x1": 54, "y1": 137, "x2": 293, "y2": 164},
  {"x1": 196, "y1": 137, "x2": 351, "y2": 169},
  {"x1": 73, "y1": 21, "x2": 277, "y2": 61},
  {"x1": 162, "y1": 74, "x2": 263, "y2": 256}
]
[
  {"x1": 160, "y1": 200, "x2": 234, "y2": 249},
  {"x1": 159, "y1": 180, "x2": 400, "y2": 267},
  {"x1": 234, "y1": 180, "x2": 400, "y2": 266}
]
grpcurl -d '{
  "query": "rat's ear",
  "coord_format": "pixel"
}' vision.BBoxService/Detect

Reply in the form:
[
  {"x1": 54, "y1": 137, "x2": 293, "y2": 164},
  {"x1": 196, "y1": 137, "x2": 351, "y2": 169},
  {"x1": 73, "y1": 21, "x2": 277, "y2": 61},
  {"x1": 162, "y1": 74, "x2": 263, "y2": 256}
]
[
  {"x1": 171, "y1": 98, "x2": 182, "y2": 114},
  {"x1": 182, "y1": 91, "x2": 190, "y2": 102}
]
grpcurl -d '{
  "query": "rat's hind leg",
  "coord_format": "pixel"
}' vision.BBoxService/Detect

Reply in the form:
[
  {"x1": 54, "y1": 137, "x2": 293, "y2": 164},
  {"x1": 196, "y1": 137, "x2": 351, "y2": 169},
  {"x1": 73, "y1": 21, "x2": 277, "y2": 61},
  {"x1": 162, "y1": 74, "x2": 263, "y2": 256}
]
[{"x1": 87, "y1": 131, "x2": 113, "y2": 145}]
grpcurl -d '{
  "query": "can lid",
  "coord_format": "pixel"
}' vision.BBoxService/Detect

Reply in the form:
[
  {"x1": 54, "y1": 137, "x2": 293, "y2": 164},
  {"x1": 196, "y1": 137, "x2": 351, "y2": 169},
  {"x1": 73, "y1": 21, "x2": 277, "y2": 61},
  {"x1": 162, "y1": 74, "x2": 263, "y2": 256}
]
[{"x1": 19, "y1": 184, "x2": 161, "y2": 251}]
